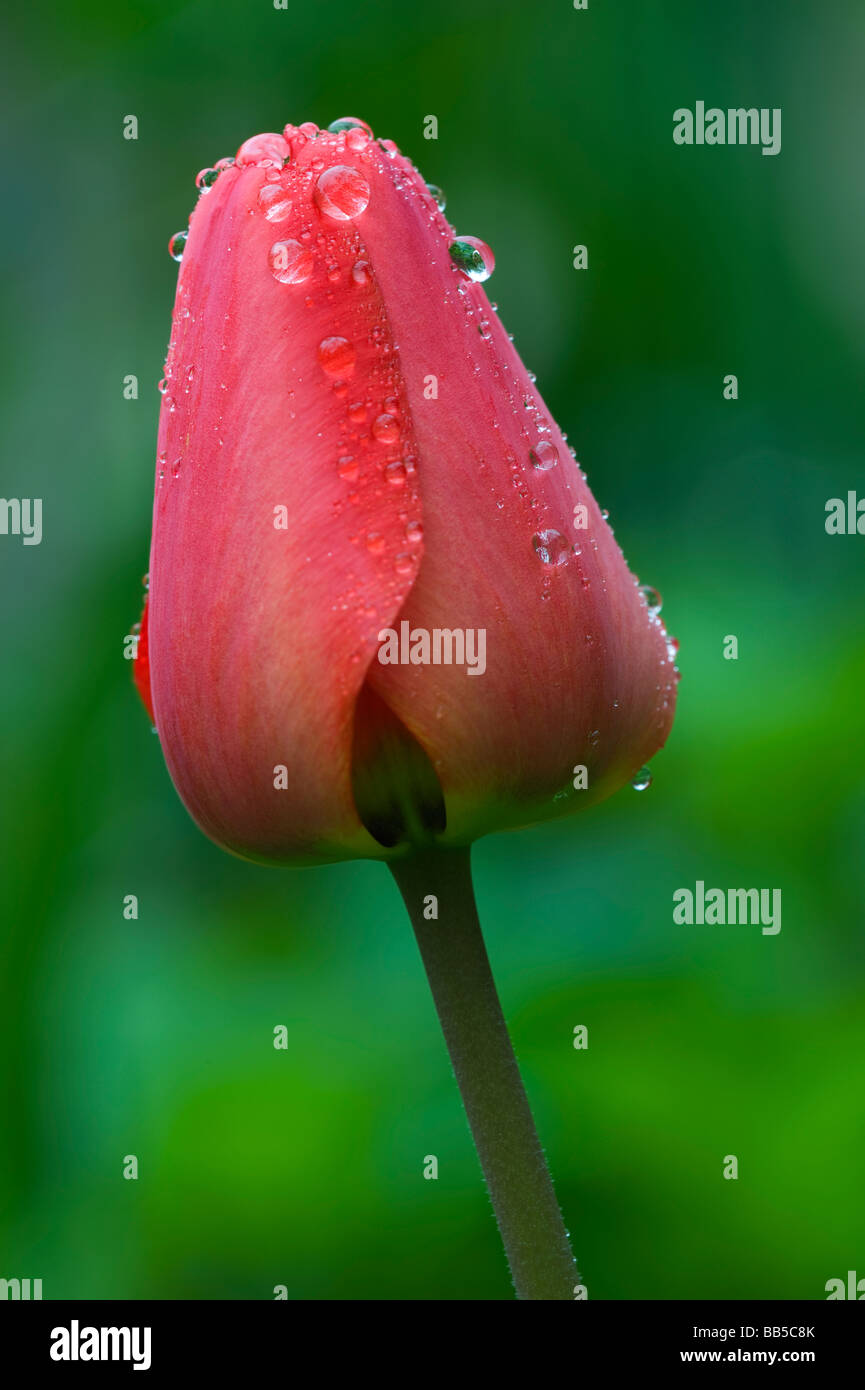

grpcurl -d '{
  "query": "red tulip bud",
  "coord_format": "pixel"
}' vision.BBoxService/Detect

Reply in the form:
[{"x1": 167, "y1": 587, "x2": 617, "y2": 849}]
[{"x1": 137, "y1": 120, "x2": 677, "y2": 865}]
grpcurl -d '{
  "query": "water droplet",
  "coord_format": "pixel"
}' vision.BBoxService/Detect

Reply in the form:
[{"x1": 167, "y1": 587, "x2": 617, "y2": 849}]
[
  {"x1": 600, "y1": 508, "x2": 609, "y2": 521},
  {"x1": 449, "y1": 236, "x2": 495, "y2": 282},
  {"x1": 426, "y1": 183, "x2": 446, "y2": 211},
  {"x1": 385, "y1": 460, "x2": 407, "y2": 486},
  {"x1": 157, "y1": 379, "x2": 167, "y2": 395},
  {"x1": 638, "y1": 584, "x2": 662, "y2": 615},
  {"x1": 337, "y1": 455, "x2": 358, "y2": 481},
  {"x1": 195, "y1": 167, "x2": 220, "y2": 192},
  {"x1": 372, "y1": 413, "x2": 399, "y2": 444},
  {"x1": 327, "y1": 116, "x2": 372, "y2": 135},
  {"x1": 168, "y1": 230, "x2": 187, "y2": 262},
  {"x1": 666, "y1": 636, "x2": 680, "y2": 662},
  {"x1": 365, "y1": 532, "x2": 385, "y2": 554},
  {"x1": 258, "y1": 184, "x2": 293, "y2": 222},
  {"x1": 631, "y1": 767, "x2": 652, "y2": 791},
  {"x1": 348, "y1": 401, "x2": 367, "y2": 423},
  {"x1": 236, "y1": 132, "x2": 290, "y2": 167},
  {"x1": 395, "y1": 552, "x2": 413, "y2": 575},
  {"x1": 405, "y1": 519, "x2": 423, "y2": 544},
  {"x1": 314, "y1": 165, "x2": 370, "y2": 221},
  {"x1": 215, "y1": 156, "x2": 235, "y2": 171},
  {"x1": 532, "y1": 529, "x2": 571, "y2": 567},
  {"x1": 529, "y1": 440, "x2": 559, "y2": 471},
  {"x1": 351, "y1": 260, "x2": 370, "y2": 285},
  {"x1": 269, "y1": 239, "x2": 313, "y2": 284},
  {"x1": 317, "y1": 336, "x2": 356, "y2": 376}
]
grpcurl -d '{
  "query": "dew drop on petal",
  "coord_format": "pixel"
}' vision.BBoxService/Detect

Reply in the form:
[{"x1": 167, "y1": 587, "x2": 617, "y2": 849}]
[
  {"x1": 529, "y1": 440, "x2": 559, "y2": 471},
  {"x1": 385, "y1": 460, "x2": 407, "y2": 486},
  {"x1": 426, "y1": 183, "x2": 446, "y2": 211},
  {"x1": 269, "y1": 239, "x2": 314, "y2": 284},
  {"x1": 372, "y1": 413, "x2": 399, "y2": 444},
  {"x1": 631, "y1": 766, "x2": 653, "y2": 791},
  {"x1": 405, "y1": 519, "x2": 423, "y2": 544},
  {"x1": 236, "y1": 132, "x2": 290, "y2": 167},
  {"x1": 317, "y1": 336, "x2": 356, "y2": 376},
  {"x1": 638, "y1": 584, "x2": 662, "y2": 615},
  {"x1": 327, "y1": 116, "x2": 373, "y2": 136},
  {"x1": 168, "y1": 231, "x2": 187, "y2": 262},
  {"x1": 314, "y1": 165, "x2": 370, "y2": 221},
  {"x1": 351, "y1": 260, "x2": 370, "y2": 285},
  {"x1": 449, "y1": 236, "x2": 495, "y2": 282},
  {"x1": 532, "y1": 529, "x2": 571, "y2": 567},
  {"x1": 195, "y1": 167, "x2": 220, "y2": 192},
  {"x1": 258, "y1": 185, "x2": 293, "y2": 222}
]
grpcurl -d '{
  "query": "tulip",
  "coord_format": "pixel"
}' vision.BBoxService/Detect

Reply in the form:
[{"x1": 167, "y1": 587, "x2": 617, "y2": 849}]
[{"x1": 136, "y1": 118, "x2": 678, "y2": 1300}]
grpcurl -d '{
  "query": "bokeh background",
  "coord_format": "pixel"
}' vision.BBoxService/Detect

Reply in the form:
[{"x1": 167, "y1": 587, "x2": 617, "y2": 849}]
[{"x1": 2, "y1": 0, "x2": 863, "y2": 1299}]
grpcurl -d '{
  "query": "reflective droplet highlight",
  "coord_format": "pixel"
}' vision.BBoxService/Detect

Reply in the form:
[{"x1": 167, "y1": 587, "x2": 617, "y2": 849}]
[
  {"x1": 372, "y1": 413, "x2": 399, "y2": 444},
  {"x1": 631, "y1": 767, "x2": 652, "y2": 791},
  {"x1": 449, "y1": 236, "x2": 495, "y2": 282},
  {"x1": 529, "y1": 441, "x2": 559, "y2": 471},
  {"x1": 258, "y1": 185, "x2": 293, "y2": 222},
  {"x1": 195, "y1": 167, "x2": 220, "y2": 192},
  {"x1": 426, "y1": 183, "x2": 446, "y2": 211},
  {"x1": 269, "y1": 239, "x2": 313, "y2": 284},
  {"x1": 314, "y1": 165, "x2": 370, "y2": 221},
  {"x1": 168, "y1": 231, "x2": 187, "y2": 262},
  {"x1": 532, "y1": 529, "x2": 571, "y2": 567},
  {"x1": 327, "y1": 117, "x2": 372, "y2": 136},
  {"x1": 638, "y1": 584, "x2": 662, "y2": 615},
  {"x1": 317, "y1": 336, "x2": 356, "y2": 376}
]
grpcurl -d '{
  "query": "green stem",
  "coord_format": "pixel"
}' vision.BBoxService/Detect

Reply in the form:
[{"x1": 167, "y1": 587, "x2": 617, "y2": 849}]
[{"x1": 389, "y1": 844, "x2": 578, "y2": 1300}]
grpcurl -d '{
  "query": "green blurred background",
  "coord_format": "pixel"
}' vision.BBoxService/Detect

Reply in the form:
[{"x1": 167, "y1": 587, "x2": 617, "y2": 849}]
[{"x1": 2, "y1": 0, "x2": 863, "y2": 1300}]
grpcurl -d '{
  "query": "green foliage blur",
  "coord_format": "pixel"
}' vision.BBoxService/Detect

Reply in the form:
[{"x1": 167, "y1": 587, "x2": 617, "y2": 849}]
[{"x1": 1, "y1": 0, "x2": 863, "y2": 1300}]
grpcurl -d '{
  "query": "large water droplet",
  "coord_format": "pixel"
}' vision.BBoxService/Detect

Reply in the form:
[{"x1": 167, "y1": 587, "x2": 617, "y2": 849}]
[
  {"x1": 372, "y1": 413, "x2": 399, "y2": 444},
  {"x1": 258, "y1": 185, "x2": 293, "y2": 222},
  {"x1": 327, "y1": 117, "x2": 373, "y2": 136},
  {"x1": 317, "y1": 336, "x2": 356, "y2": 376},
  {"x1": 529, "y1": 440, "x2": 559, "y2": 471},
  {"x1": 314, "y1": 165, "x2": 370, "y2": 221},
  {"x1": 638, "y1": 584, "x2": 662, "y2": 615},
  {"x1": 385, "y1": 460, "x2": 407, "y2": 487},
  {"x1": 195, "y1": 167, "x2": 220, "y2": 192},
  {"x1": 532, "y1": 529, "x2": 571, "y2": 566},
  {"x1": 426, "y1": 183, "x2": 446, "y2": 211},
  {"x1": 269, "y1": 239, "x2": 313, "y2": 284},
  {"x1": 449, "y1": 236, "x2": 495, "y2": 282},
  {"x1": 236, "y1": 132, "x2": 290, "y2": 167},
  {"x1": 168, "y1": 231, "x2": 187, "y2": 262},
  {"x1": 631, "y1": 767, "x2": 652, "y2": 791}
]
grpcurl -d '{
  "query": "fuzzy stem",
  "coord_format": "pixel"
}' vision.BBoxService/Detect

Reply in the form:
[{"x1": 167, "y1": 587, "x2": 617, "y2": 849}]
[{"x1": 389, "y1": 844, "x2": 578, "y2": 1300}]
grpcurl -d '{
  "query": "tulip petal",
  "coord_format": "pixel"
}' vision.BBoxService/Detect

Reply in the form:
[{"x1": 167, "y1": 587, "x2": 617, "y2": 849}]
[{"x1": 150, "y1": 141, "x2": 428, "y2": 863}]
